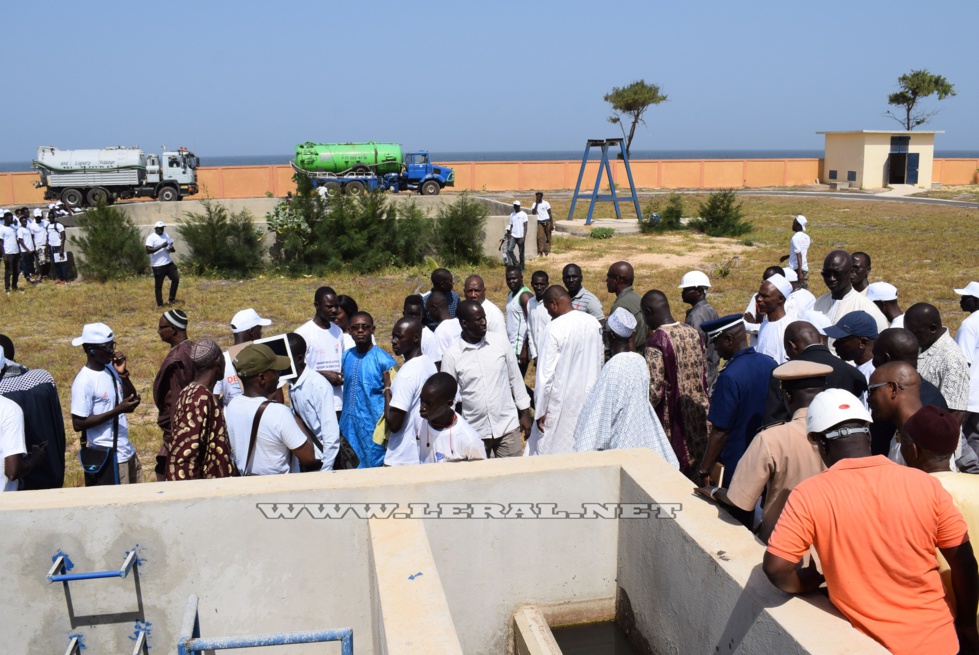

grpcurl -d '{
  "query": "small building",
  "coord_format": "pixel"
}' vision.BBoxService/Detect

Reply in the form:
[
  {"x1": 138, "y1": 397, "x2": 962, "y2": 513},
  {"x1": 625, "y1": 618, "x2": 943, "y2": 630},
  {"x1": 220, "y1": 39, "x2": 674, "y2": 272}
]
[{"x1": 817, "y1": 130, "x2": 942, "y2": 190}]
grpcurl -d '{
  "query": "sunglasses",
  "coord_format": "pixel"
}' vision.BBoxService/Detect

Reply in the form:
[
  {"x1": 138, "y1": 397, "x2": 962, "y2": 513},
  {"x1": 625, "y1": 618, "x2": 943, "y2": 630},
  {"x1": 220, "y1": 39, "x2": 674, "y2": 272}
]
[{"x1": 868, "y1": 381, "x2": 904, "y2": 392}]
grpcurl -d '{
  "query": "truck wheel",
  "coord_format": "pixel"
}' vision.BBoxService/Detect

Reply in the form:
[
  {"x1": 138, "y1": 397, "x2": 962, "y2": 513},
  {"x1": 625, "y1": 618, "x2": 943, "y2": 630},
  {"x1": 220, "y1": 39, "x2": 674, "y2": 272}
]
[
  {"x1": 158, "y1": 187, "x2": 178, "y2": 202},
  {"x1": 345, "y1": 181, "x2": 366, "y2": 196},
  {"x1": 61, "y1": 189, "x2": 84, "y2": 207},
  {"x1": 322, "y1": 181, "x2": 341, "y2": 197},
  {"x1": 421, "y1": 180, "x2": 441, "y2": 196},
  {"x1": 86, "y1": 188, "x2": 108, "y2": 206}
]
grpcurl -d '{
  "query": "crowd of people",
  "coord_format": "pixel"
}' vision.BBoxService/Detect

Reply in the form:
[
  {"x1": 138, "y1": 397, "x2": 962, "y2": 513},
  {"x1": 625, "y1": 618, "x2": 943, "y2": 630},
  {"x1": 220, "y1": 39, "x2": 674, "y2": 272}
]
[
  {"x1": 0, "y1": 203, "x2": 72, "y2": 292},
  {"x1": 2, "y1": 210, "x2": 979, "y2": 653}
]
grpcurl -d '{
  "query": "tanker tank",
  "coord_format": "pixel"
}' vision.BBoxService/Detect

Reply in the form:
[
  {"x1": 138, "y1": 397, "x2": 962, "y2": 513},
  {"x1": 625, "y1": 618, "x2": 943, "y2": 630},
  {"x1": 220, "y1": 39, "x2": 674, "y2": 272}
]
[{"x1": 294, "y1": 141, "x2": 403, "y2": 175}]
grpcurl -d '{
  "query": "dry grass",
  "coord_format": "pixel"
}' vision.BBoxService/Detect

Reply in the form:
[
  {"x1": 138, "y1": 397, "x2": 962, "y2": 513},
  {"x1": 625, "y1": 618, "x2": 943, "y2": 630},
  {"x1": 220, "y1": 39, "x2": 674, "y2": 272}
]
[
  {"x1": 4, "y1": 195, "x2": 977, "y2": 487},
  {"x1": 913, "y1": 185, "x2": 979, "y2": 202}
]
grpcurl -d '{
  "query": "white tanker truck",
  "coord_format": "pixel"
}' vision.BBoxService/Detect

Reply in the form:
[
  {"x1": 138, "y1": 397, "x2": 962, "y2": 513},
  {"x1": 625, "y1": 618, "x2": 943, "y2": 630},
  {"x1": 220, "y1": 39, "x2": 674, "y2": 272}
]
[{"x1": 33, "y1": 146, "x2": 200, "y2": 207}]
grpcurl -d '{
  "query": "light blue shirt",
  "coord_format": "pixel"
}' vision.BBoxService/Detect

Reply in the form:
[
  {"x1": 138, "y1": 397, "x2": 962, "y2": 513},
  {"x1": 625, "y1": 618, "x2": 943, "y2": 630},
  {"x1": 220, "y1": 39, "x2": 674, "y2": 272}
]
[{"x1": 289, "y1": 365, "x2": 341, "y2": 470}]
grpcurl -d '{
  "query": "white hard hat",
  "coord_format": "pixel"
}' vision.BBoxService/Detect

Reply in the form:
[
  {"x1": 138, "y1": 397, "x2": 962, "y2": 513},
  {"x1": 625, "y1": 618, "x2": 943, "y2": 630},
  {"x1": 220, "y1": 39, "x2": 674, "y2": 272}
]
[
  {"x1": 806, "y1": 389, "x2": 873, "y2": 435},
  {"x1": 678, "y1": 270, "x2": 711, "y2": 289}
]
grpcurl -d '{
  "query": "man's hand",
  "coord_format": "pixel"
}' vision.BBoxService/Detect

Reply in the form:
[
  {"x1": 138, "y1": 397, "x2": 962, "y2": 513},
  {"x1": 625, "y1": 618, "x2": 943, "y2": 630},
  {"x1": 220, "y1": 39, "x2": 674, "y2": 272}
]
[
  {"x1": 518, "y1": 409, "x2": 532, "y2": 437},
  {"x1": 112, "y1": 351, "x2": 128, "y2": 376},
  {"x1": 322, "y1": 370, "x2": 342, "y2": 387},
  {"x1": 693, "y1": 485, "x2": 717, "y2": 500},
  {"x1": 535, "y1": 415, "x2": 546, "y2": 432},
  {"x1": 779, "y1": 254, "x2": 789, "y2": 263},
  {"x1": 117, "y1": 394, "x2": 140, "y2": 414},
  {"x1": 382, "y1": 369, "x2": 392, "y2": 388}
]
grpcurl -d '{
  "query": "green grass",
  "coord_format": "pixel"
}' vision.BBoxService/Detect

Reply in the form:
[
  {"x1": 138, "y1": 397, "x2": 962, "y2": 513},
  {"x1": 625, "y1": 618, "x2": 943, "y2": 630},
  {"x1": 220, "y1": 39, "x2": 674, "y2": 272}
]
[{"x1": 5, "y1": 194, "x2": 977, "y2": 486}]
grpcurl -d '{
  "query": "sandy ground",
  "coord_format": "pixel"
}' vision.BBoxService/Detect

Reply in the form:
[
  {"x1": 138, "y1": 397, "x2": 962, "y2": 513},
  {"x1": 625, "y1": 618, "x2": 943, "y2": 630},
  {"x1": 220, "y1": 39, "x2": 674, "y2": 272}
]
[{"x1": 547, "y1": 233, "x2": 751, "y2": 274}]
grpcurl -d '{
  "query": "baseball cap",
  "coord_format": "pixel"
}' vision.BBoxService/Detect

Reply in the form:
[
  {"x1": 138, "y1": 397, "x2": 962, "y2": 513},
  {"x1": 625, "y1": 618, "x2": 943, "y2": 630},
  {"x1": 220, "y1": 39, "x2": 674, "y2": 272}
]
[
  {"x1": 230, "y1": 308, "x2": 271, "y2": 334},
  {"x1": 32, "y1": 208, "x2": 42, "y2": 218},
  {"x1": 904, "y1": 405, "x2": 959, "y2": 456},
  {"x1": 71, "y1": 323, "x2": 114, "y2": 347},
  {"x1": 795, "y1": 215, "x2": 808, "y2": 231},
  {"x1": 678, "y1": 270, "x2": 711, "y2": 289},
  {"x1": 953, "y1": 281, "x2": 979, "y2": 299},
  {"x1": 701, "y1": 314, "x2": 744, "y2": 344},
  {"x1": 866, "y1": 282, "x2": 898, "y2": 302},
  {"x1": 824, "y1": 311, "x2": 878, "y2": 340},
  {"x1": 154, "y1": 221, "x2": 166, "y2": 228},
  {"x1": 806, "y1": 388, "x2": 873, "y2": 435},
  {"x1": 232, "y1": 343, "x2": 291, "y2": 378},
  {"x1": 512, "y1": 200, "x2": 521, "y2": 207},
  {"x1": 607, "y1": 307, "x2": 637, "y2": 337}
]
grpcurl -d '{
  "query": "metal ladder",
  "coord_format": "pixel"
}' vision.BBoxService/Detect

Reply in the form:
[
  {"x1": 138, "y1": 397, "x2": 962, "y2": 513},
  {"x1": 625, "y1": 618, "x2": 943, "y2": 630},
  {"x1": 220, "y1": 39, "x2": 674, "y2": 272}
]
[
  {"x1": 176, "y1": 593, "x2": 354, "y2": 654},
  {"x1": 47, "y1": 547, "x2": 149, "y2": 654},
  {"x1": 568, "y1": 138, "x2": 643, "y2": 225}
]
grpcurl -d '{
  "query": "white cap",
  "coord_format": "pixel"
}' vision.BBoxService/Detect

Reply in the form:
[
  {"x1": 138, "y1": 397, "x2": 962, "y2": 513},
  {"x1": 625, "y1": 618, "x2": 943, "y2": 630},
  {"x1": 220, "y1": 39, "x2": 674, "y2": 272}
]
[
  {"x1": 512, "y1": 200, "x2": 521, "y2": 207},
  {"x1": 33, "y1": 208, "x2": 42, "y2": 218},
  {"x1": 783, "y1": 268, "x2": 798, "y2": 283},
  {"x1": 795, "y1": 215, "x2": 808, "y2": 231},
  {"x1": 954, "y1": 281, "x2": 979, "y2": 298},
  {"x1": 71, "y1": 323, "x2": 114, "y2": 347},
  {"x1": 607, "y1": 307, "x2": 637, "y2": 338},
  {"x1": 800, "y1": 310, "x2": 832, "y2": 335},
  {"x1": 765, "y1": 273, "x2": 793, "y2": 299},
  {"x1": 806, "y1": 388, "x2": 873, "y2": 435},
  {"x1": 867, "y1": 282, "x2": 898, "y2": 302},
  {"x1": 678, "y1": 270, "x2": 711, "y2": 289},
  {"x1": 154, "y1": 221, "x2": 166, "y2": 228},
  {"x1": 230, "y1": 308, "x2": 271, "y2": 333},
  {"x1": 48, "y1": 204, "x2": 56, "y2": 209}
]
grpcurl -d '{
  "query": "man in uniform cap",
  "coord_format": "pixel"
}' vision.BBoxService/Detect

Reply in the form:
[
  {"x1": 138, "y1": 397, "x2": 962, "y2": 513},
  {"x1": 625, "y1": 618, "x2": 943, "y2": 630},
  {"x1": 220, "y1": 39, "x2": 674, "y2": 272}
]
[
  {"x1": 765, "y1": 388, "x2": 979, "y2": 655},
  {"x1": 605, "y1": 307, "x2": 637, "y2": 359},
  {"x1": 697, "y1": 314, "x2": 778, "y2": 524},
  {"x1": 679, "y1": 270, "x2": 719, "y2": 389},
  {"x1": 696, "y1": 360, "x2": 832, "y2": 542},
  {"x1": 955, "y1": 281, "x2": 979, "y2": 462}
]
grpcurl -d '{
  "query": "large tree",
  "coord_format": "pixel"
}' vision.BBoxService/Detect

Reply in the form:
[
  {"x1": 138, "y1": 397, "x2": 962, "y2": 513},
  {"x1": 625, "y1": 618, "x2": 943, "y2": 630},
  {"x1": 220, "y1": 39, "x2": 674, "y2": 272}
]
[
  {"x1": 886, "y1": 69, "x2": 956, "y2": 131},
  {"x1": 604, "y1": 80, "x2": 667, "y2": 157}
]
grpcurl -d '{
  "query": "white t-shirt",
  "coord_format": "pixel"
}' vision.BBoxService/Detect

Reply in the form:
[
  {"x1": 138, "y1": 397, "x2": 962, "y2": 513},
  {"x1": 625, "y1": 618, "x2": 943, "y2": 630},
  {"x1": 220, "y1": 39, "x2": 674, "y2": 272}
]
[
  {"x1": 16, "y1": 226, "x2": 33, "y2": 253},
  {"x1": 789, "y1": 232, "x2": 810, "y2": 271},
  {"x1": 531, "y1": 200, "x2": 552, "y2": 222},
  {"x1": 70, "y1": 365, "x2": 135, "y2": 461},
  {"x1": 30, "y1": 221, "x2": 47, "y2": 247},
  {"x1": 0, "y1": 395, "x2": 26, "y2": 492},
  {"x1": 384, "y1": 354, "x2": 437, "y2": 466},
  {"x1": 0, "y1": 225, "x2": 19, "y2": 255},
  {"x1": 295, "y1": 319, "x2": 345, "y2": 410},
  {"x1": 226, "y1": 395, "x2": 308, "y2": 475},
  {"x1": 145, "y1": 232, "x2": 173, "y2": 267},
  {"x1": 46, "y1": 222, "x2": 65, "y2": 248},
  {"x1": 214, "y1": 351, "x2": 243, "y2": 407},
  {"x1": 417, "y1": 414, "x2": 486, "y2": 463},
  {"x1": 509, "y1": 211, "x2": 528, "y2": 239},
  {"x1": 420, "y1": 326, "x2": 441, "y2": 362},
  {"x1": 434, "y1": 318, "x2": 462, "y2": 356}
]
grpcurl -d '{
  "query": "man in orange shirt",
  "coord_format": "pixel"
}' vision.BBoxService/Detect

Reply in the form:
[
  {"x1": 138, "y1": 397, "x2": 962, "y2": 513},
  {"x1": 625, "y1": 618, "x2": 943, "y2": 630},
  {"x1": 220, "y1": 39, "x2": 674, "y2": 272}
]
[{"x1": 764, "y1": 388, "x2": 979, "y2": 655}]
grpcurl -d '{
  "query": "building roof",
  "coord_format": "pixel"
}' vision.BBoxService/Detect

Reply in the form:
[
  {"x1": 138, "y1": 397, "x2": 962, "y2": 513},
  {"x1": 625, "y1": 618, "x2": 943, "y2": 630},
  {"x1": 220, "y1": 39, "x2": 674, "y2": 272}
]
[{"x1": 816, "y1": 130, "x2": 944, "y2": 135}]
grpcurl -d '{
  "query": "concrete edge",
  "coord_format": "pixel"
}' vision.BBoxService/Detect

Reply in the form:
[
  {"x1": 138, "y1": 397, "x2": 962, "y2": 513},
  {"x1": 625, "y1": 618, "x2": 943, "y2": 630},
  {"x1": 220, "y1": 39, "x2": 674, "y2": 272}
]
[{"x1": 512, "y1": 607, "x2": 563, "y2": 655}]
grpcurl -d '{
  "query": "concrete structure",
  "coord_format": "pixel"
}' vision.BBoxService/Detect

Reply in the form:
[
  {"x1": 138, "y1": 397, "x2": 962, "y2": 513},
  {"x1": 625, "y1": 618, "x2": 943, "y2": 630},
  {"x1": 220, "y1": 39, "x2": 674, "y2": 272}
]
[
  {"x1": 0, "y1": 450, "x2": 884, "y2": 654},
  {"x1": 818, "y1": 130, "x2": 943, "y2": 190}
]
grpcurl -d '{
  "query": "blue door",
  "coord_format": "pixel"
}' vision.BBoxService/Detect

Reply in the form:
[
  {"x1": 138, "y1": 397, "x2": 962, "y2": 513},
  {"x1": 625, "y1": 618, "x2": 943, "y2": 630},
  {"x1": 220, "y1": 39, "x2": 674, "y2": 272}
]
[{"x1": 906, "y1": 153, "x2": 920, "y2": 185}]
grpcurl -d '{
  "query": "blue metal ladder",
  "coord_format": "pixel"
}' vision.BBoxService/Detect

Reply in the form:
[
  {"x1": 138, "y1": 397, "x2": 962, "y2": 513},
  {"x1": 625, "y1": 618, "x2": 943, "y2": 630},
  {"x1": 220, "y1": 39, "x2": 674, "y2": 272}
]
[
  {"x1": 48, "y1": 548, "x2": 149, "y2": 654},
  {"x1": 568, "y1": 138, "x2": 643, "y2": 225},
  {"x1": 176, "y1": 594, "x2": 354, "y2": 654}
]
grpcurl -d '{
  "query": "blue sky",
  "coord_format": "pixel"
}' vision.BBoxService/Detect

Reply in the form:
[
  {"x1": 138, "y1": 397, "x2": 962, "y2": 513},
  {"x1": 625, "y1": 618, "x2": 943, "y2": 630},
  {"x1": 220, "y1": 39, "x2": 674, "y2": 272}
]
[{"x1": 4, "y1": 0, "x2": 976, "y2": 161}]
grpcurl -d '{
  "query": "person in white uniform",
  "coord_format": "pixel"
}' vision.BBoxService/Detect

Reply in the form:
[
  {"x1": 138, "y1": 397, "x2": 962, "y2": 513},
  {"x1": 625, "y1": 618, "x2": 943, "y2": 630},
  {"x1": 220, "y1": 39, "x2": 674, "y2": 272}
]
[
  {"x1": 145, "y1": 220, "x2": 179, "y2": 307},
  {"x1": 383, "y1": 318, "x2": 437, "y2": 466},
  {"x1": 867, "y1": 282, "x2": 905, "y2": 328},
  {"x1": 813, "y1": 251, "x2": 888, "y2": 341},
  {"x1": 780, "y1": 214, "x2": 810, "y2": 289},
  {"x1": 756, "y1": 274, "x2": 794, "y2": 364},
  {"x1": 528, "y1": 286, "x2": 604, "y2": 455},
  {"x1": 295, "y1": 286, "x2": 345, "y2": 415},
  {"x1": 505, "y1": 200, "x2": 528, "y2": 271}
]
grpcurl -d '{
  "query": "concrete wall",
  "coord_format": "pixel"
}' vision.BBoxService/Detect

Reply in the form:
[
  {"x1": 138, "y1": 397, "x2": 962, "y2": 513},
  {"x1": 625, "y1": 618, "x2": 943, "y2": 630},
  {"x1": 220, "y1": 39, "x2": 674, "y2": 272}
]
[
  {"x1": 822, "y1": 134, "x2": 866, "y2": 187},
  {"x1": 823, "y1": 132, "x2": 938, "y2": 189},
  {"x1": 0, "y1": 451, "x2": 884, "y2": 655}
]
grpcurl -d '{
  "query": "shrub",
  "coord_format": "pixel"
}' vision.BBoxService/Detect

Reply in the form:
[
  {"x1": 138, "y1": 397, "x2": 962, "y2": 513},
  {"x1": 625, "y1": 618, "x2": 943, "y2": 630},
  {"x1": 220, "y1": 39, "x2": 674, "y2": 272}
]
[
  {"x1": 640, "y1": 192, "x2": 686, "y2": 233},
  {"x1": 177, "y1": 199, "x2": 264, "y2": 278},
  {"x1": 432, "y1": 194, "x2": 488, "y2": 266},
  {"x1": 690, "y1": 189, "x2": 753, "y2": 237},
  {"x1": 591, "y1": 227, "x2": 615, "y2": 239},
  {"x1": 69, "y1": 201, "x2": 147, "y2": 282}
]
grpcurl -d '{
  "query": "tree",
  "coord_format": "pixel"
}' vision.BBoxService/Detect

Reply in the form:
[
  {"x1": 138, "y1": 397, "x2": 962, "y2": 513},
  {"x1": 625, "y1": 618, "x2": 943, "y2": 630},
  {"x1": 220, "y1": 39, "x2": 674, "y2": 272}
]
[
  {"x1": 886, "y1": 69, "x2": 956, "y2": 130},
  {"x1": 604, "y1": 80, "x2": 667, "y2": 157}
]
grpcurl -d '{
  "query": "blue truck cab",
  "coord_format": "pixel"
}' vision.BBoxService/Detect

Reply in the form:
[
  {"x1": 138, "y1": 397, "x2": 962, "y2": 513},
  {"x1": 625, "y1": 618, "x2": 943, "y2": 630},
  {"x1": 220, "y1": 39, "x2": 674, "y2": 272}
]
[{"x1": 385, "y1": 151, "x2": 454, "y2": 195}]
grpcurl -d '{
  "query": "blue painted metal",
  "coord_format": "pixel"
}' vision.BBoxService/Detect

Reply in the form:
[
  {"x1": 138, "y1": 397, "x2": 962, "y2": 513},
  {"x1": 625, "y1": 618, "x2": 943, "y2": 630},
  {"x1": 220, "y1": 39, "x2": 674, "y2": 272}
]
[
  {"x1": 131, "y1": 628, "x2": 150, "y2": 655},
  {"x1": 176, "y1": 594, "x2": 353, "y2": 654},
  {"x1": 567, "y1": 138, "x2": 642, "y2": 225},
  {"x1": 64, "y1": 636, "x2": 81, "y2": 655},
  {"x1": 47, "y1": 548, "x2": 138, "y2": 583}
]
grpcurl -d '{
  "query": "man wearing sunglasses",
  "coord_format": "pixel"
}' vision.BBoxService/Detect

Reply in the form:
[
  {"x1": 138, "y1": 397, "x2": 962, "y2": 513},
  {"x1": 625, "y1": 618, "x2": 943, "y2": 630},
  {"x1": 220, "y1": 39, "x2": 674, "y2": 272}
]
[
  {"x1": 812, "y1": 251, "x2": 888, "y2": 342},
  {"x1": 765, "y1": 388, "x2": 979, "y2": 655}
]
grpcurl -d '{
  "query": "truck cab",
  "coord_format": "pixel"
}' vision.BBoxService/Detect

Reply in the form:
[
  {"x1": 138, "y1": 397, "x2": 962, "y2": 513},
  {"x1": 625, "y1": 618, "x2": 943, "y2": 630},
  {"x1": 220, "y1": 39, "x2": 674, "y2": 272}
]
[
  {"x1": 402, "y1": 151, "x2": 454, "y2": 195},
  {"x1": 145, "y1": 148, "x2": 199, "y2": 199}
]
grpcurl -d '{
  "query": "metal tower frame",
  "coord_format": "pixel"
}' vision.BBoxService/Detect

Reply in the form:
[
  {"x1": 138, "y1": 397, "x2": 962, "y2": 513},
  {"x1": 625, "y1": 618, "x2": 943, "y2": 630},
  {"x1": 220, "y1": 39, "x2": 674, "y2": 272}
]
[{"x1": 567, "y1": 138, "x2": 643, "y2": 225}]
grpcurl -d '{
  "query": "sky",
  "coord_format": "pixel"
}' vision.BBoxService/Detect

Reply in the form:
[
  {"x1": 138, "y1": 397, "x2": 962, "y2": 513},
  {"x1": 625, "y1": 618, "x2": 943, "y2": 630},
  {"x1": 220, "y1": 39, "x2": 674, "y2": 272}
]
[{"x1": 4, "y1": 0, "x2": 977, "y2": 162}]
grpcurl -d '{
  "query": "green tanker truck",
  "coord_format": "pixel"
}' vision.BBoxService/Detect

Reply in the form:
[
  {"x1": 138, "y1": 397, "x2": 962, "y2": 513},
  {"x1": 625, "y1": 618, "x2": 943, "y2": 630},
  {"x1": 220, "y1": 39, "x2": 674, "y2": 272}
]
[{"x1": 292, "y1": 141, "x2": 454, "y2": 195}]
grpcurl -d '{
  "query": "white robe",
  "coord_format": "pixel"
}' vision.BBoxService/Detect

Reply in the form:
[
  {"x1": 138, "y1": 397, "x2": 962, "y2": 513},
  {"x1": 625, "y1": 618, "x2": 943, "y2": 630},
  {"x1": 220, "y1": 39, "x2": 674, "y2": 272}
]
[
  {"x1": 527, "y1": 310, "x2": 604, "y2": 455},
  {"x1": 481, "y1": 299, "x2": 508, "y2": 339},
  {"x1": 756, "y1": 313, "x2": 793, "y2": 364},
  {"x1": 527, "y1": 296, "x2": 552, "y2": 360}
]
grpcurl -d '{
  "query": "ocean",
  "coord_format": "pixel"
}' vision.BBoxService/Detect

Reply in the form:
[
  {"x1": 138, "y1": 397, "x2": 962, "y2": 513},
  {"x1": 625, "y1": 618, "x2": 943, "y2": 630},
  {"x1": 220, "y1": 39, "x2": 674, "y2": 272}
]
[{"x1": 5, "y1": 149, "x2": 978, "y2": 172}]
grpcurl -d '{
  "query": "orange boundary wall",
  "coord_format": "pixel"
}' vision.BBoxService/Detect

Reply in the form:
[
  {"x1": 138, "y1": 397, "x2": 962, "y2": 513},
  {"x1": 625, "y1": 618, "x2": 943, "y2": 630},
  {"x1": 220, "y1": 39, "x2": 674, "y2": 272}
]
[{"x1": 3, "y1": 158, "x2": 976, "y2": 205}]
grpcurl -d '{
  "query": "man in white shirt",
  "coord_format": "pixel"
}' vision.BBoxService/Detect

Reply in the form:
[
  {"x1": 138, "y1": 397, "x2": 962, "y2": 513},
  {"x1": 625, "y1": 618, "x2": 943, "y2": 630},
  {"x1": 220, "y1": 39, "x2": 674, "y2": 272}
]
[
  {"x1": 383, "y1": 318, "x2": 436, "y2": 466},
  {"x1": 295, "y1": 286, "x2": 345, "y2": 416},
  {"x1": 29, "y1": 209, "x2": 48, "y2": 280},
  {"x1": 226, "y1": 344, "x2": 317, "y2": 475},
  {"x1": 506, "y1": 200, "x2": 528, "y2": 271},
  {"x1": 0, "y1": 212, "x2": 21, "y2": 293},
  {"x1": 780, "y1": 214, "x2": 810, "y2": 289},
  {"x1": 0, "y1": 352, "x2": 44, "y2": 491},
  {"x1": 45, "y1": 212, "x2": 68, "y2": 284},
  {"x1": 441, "y1": 301, "x2": 532, "y2": 458},
  {"x1": 428, "y1": 290, "x2": 461, "y2": 358},
  {"x1": 215, "y1": 308, "x2": 272, "y2": 408},
  {"x1": 531, "y1": 192, "x2": 553, "y2": 257},
  {"x1": 783, "y1": 268, "x2": 816, "y2": 314},
  {"x1": 813, "y1": 251, "x2": 889, "y2": 341},
  {"x1": 69, "y1": 323, "x2": 143, "y2": 484},
  {"x1": 462, "y1": 275, "x2": 507, "y2": 338},
  {"x1": 528, "y1": 286, "x2": 604, "y2": 455},
  {"x1": 287, "y1": 333, "x2": 340, "y2": 470},
  {"x1": 756, "y1": 274, "x2": 794, "y2": 364},
  {"x1": 954, "y1": 281, "x2": 979, "y2": 461},
  {"x1": 867, "y1": 282, "x2": 905, "y2": 328},
  {"x1": 526, "y1": 271, "x2": 552, "y2": 363},
  {"x1": 16, "y1": 214, "x2": 35, "y2": 285},
  {"x1": 417, "y1": 373, "x2": 486, "y2": 463},
  {"x1": 145, "y1": 221, "x2": 179, "y2": 307}
]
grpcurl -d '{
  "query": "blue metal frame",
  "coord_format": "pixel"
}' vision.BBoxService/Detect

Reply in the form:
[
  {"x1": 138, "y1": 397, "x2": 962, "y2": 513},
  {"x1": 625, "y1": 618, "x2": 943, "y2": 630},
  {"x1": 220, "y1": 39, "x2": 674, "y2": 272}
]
[
  {"x1": 568, "y1": 138, "x2": 643, "y2": 225},
  {"x1": 176, "y1": 594, "x2": 353, "y2": 654},
  {"x1": 47, "y1": 549, "x2": 138, "y2": 583}
]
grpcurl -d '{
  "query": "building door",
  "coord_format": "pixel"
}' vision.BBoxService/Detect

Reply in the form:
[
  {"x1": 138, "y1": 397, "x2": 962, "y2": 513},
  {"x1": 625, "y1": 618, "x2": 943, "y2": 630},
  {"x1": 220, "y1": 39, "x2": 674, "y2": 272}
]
[
  {"x1": 887, "y1": 136, "x2": 911, "y2": 185},
  {"x1": 906, "y1": 153, "x2": 920, "y2": 185}
]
